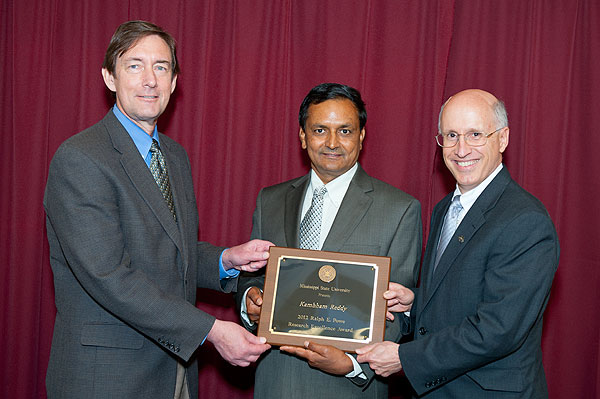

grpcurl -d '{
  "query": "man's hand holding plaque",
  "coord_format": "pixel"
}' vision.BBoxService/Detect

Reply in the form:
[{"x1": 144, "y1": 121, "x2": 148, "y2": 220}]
[
  {"x1": 280, "y1": 341, "x2": 353, "y2": 375},
  {"x1": 245, "y1": 286, "x2": 263, "y2": 324},
  {"x1": 247, "y1": 278, "x2": 354, "y2": 375},
  {"x1": 354, "y1": 281, "x2": 415, "y2": 377},
  {"x1": 383, "y1": 282, "x2": 415, "y2": 321}
]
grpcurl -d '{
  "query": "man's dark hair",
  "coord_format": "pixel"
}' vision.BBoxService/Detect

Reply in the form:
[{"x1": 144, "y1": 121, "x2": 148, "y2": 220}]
[
  {"x1": 102, "y1": 20, "x2": 179, "y2": 78},
  {"x1": 298, "y1": 83, "x2": 367, "y2": 131}
]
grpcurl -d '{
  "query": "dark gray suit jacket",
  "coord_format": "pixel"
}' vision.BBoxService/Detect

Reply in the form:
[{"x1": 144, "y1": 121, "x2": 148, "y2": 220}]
[
  {"x1": 399, "y1": 167, "x2": 559, "y2": 398},
  {"x1": 237, "y1": 165, "x2": 422, "y2": 399},
  {"x1": 44, "y1": 111, "x2": 232, "y2": 398}
]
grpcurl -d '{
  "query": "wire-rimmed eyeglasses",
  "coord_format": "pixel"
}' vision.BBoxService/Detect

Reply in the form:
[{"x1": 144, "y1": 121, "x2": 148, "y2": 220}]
[{"x1": 435, "y1": 127, "x2": 504, "y2": 148}]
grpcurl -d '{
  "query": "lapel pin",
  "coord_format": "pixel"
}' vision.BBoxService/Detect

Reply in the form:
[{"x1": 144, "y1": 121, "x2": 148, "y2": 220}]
[{"x1": 458, "y1": 236, "x2": 465, "y2": 243}]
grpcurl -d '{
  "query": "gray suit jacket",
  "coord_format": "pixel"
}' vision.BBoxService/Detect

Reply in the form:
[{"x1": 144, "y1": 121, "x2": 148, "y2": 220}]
[
  {"x1": 237, "y1": 165, "x2": 422, "y2": 399},
  {"x1": 44, "y1": 111, "x2": 232, "y2": 398},
  {"x1": 399, "y1": 167, "x2": 559, "y2": 398}
]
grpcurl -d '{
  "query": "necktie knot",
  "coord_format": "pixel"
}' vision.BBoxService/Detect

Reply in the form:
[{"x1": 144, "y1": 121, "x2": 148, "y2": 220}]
[
  {"x1": 150, "y1": 139, "x2": 160, "y2": 154},
  {"x1": 313, "y1": 186, "x2": 327, "y2": 201},
  {"x1": 448, "y1": 195, "x2": 463, "y2": 222}
]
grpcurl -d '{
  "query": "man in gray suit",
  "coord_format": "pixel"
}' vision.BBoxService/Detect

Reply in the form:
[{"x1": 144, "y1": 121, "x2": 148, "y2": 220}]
[
  {"x1": 357, "y1": 89, "x2": 559, "y2": 398},
  {"x1": 44, "y1": 21, "x2": 271, "y2": 398},
  {"x1": 236, "y1": 83, "x2": 422, "y2": 398}
]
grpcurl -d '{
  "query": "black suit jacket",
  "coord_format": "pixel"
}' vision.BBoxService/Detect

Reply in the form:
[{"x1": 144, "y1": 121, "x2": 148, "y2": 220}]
[{"x1": 399, "y1": 167, "x2": 559, "y2": 398}]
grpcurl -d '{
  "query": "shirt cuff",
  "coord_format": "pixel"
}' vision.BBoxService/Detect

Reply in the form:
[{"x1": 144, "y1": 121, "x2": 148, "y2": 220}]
[
  {"x1": 345, "y1": 353, "x2": 367, "y2": 379},
  {"x1": 219, "y1": 249, "x2": 240, "y2": 280}
]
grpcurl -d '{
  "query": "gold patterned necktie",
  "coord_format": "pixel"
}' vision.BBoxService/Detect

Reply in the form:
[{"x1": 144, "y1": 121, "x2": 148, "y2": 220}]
[{"x1": 149, "y1": 139, "x2": 176, "y2": 221}]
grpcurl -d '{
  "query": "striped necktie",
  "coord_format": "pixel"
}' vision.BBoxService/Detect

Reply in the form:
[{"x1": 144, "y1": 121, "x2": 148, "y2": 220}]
[{"x1": 149, "y1": 139, "x2": 176, "y2": 221}]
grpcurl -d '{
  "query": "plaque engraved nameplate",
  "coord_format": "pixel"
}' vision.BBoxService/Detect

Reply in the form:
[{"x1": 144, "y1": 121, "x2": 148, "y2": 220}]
[{"x1": 257, "y1": 247, "x2": 390, "y2": 352}]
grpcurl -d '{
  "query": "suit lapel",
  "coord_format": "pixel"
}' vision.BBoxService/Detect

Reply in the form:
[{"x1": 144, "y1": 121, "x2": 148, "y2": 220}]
[
  {"x1": 422, "y1": 193, "x2": 452, "y2": 295},
  {"x1": 284, "y1": 175, "x2": 309, "y2": 248},
  {"x1": 422, "y1": 168, "x2": 512, "y2": 310},
  {"x1": 158, "y1": 136, "x2": 189, "y2": 273},
  {"x1": 102, "y1": 113, "x2": 184, "y2": 256},
  {"x1": 322, "y1": 166, "x2": 373, "y2": 252}
]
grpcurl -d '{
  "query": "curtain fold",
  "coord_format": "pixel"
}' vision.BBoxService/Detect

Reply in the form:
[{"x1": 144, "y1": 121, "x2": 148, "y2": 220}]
[{"x1": 1, "y1": 1, "x2": 598, "y2": 398}]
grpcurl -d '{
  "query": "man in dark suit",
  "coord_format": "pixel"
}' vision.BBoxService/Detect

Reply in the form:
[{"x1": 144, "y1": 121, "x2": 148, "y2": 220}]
[
  {"x1": 236, "y1": 83, "x2": 422, "y2": 398},
  {"x1": 357, "y1": 89, "x2": 559, "y2": 398},
  {"x1": 44, "y1": 21, "x2": 271, "y2": 399}
]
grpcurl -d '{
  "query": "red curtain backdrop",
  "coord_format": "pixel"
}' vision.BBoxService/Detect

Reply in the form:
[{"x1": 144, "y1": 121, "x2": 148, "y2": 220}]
[{"x1": 1, "y1": 1, "x2": 598, "y2": 398}]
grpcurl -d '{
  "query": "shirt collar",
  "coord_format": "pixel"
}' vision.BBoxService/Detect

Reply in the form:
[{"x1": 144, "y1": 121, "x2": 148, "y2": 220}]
[
  {"x1": 453, "y1": 163, "x2": 504, "y2": 212},
  {"x1": 308, "y1": 163, "x2": 358, "y2": 208},
  {"x1": 112, "y1": 105, "x2": 159, "y2": 159}
]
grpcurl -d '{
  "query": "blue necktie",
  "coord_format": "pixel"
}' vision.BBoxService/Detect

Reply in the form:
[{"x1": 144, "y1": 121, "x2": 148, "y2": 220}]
[{"x1": 434, "y1": 195, "x2": 462, "y2": 269}]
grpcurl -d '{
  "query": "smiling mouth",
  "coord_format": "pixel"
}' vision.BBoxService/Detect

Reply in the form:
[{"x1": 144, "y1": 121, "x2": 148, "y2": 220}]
[{"x1": 456, "y1": 160, "x2": 478, "y2": 167}]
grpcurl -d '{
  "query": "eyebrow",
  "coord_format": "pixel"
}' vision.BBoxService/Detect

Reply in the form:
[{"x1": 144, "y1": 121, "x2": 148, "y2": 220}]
[
  {"x1": 444, "y1": 127, "x2": 484, "y2": 133},
  {"x1": 311, "y1": 123, "x2": 354, "y2": 129},
  {"x1": 122, "y1": 57, "x2": 171, "y2": 65},
  {"x1": 122, "y1": 57, "x2": 144, "y2": 63}
]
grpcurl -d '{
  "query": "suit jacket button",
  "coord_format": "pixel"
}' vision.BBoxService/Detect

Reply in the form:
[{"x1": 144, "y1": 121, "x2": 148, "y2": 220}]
[{"x1": 418, "y1": 327, "x2": 427, "y2": 335}]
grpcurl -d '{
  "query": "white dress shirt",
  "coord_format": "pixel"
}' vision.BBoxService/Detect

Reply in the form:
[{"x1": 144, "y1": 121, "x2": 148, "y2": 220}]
[{"x1": 300, "y1": 163, "x2": 358, "y2": 249}]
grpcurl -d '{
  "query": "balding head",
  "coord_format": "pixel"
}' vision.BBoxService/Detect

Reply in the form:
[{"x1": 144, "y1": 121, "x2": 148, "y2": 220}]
[
  {"x1": 439, "y1": 89, "x2": 508, "y2": 133},
  {"x1": 438, "y1": 89, "x2": 510, "y2": 193}
]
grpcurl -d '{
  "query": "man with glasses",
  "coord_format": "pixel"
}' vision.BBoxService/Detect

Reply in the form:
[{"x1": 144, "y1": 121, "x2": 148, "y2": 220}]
[{"x1": 357, "y1": 89, "x2": 559, "y2": 398}]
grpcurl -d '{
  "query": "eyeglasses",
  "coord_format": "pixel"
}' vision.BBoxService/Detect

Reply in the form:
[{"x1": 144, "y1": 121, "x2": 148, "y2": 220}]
[{"x1": 435, "y1": 127, "x2": 504, "y2": 148}]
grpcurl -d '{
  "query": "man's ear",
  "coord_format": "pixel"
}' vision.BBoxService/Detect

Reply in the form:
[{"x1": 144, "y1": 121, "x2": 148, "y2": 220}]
[
  {"x1": 170, "y1": 74, "x2": 178, "y2": 94},
  {"x1": 359, "y1": 127, "x2": 366, "y2": 150},
  {"x1": 299, "y1": 128, "x2": 307, "y2": 149},
  {"x1": 101, "y1": 68, "x2": 116, "y2": 92},
  {"x1": 499, "y1": 127, "x2": 509, "y2": 153}
]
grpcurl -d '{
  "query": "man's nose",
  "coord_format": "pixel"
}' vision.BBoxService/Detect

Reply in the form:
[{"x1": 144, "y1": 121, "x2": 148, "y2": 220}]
[
  {"x1": 455, "y1": 135, "x2": 471, "y2": 157},
  {"x1": 326, "y1": 132, "x2": 339, "y2": 149},
  {"x1": 142, "y1": 67, "x2": 157, "y2": 87}
]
